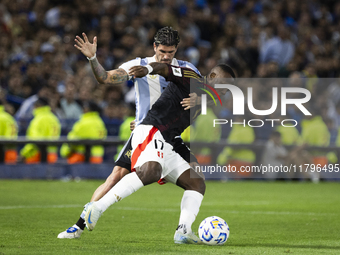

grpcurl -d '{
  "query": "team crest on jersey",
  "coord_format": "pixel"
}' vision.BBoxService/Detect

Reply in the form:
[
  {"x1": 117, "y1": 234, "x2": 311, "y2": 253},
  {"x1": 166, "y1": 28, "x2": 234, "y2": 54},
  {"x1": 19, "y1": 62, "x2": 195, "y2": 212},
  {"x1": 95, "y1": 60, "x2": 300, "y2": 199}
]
[
  {"x1": 125, "y1": 150, "x2": 132, "y2": 159},
  {"x1": 148, "y1": 75, "x2": 157, "y2": 79},
  {"x1": 172, "y1": 67, "x2": 182, "y2": 77}
]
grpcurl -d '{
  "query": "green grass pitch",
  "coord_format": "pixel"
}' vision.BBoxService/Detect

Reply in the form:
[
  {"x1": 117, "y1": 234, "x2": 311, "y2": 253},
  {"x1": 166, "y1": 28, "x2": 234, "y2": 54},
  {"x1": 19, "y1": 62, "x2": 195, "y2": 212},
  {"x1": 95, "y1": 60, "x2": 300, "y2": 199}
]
[{"x1": 0, "y1": 179, "x2": 339, "y2": 255}]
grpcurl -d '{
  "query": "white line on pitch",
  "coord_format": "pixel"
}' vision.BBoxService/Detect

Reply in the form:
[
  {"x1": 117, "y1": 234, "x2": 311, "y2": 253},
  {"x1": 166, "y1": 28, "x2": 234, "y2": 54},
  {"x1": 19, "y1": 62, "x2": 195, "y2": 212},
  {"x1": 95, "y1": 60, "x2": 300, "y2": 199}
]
[
  {"x1": 0, "y1": 204, "x2": 337, "y2": 216},
  {"x1": 0, "y1": 204, "x2": 83, "y2": 210},
  {"x1": 203, "y1": 201, "x2": 271, "y2": 206}
]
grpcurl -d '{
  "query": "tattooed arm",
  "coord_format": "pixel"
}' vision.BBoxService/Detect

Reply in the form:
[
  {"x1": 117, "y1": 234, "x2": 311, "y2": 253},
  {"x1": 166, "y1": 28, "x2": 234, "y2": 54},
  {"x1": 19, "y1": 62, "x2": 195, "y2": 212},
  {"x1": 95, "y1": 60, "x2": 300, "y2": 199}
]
[
  {"x1": 90, "y1": 58, "x2": 128, "y2": 84},
  {"x1": 74, "y1": 32, "x2": 128, "y2": 84},
  {"x1": 128, "y1": 63, "x2": 169, "y2": 79}
]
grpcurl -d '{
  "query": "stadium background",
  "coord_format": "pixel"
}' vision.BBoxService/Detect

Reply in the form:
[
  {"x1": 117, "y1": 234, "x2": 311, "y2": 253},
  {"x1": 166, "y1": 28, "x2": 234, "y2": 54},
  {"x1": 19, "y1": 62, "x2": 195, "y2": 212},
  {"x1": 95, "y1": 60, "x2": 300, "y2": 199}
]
[
  {"x1": 0, "y1": 0, "x2": 340, "y2": 178},
  {"x1": 0, "y1": 1, "x2": 340, "y2": 254}
]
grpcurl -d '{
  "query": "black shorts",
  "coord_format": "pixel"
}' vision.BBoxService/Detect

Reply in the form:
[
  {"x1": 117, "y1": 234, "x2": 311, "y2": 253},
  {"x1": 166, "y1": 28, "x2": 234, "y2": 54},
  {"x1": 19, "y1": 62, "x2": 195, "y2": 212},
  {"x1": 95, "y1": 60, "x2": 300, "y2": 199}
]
[
  {"x1": 172, "y1": 137, "x2": 198, "y2": 164},
  {"x1": 115, "y1": 135, "x2": 198, "y2": 172},
  {"x1": 115, "y1": 134, "x2": 133, "y2": 170}
]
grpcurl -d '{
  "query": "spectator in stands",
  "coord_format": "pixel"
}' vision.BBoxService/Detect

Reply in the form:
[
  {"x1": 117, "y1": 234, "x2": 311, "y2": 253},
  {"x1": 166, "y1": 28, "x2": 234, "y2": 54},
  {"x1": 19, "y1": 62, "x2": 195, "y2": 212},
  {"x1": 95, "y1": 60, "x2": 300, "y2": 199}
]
[
  {"x1": 78, "y1": 84, "x2": 93, "y2": 102},
  {"x1": 334, "y1": 125, "x2": 340, "y2": 160},
  {"x1": 7, "y1": 75, "x2": 28, "y2": 101},
  {"x1": 261, "y1": 131, "x2": 288, "y2": 179},
  {"x1": 59, "y1": 81, "x2": 82, "y2": 119},
  {"x1": 101, "y1": 86, "x2": 123, "y2": 109},
  {"x1": 191, "y1": 107, "x2": 221, "y2": 165},
  {"x1": 23, "y1": 63, "x2": 46, "y2": 96},
  {"x1": 114, "y1": 103, "x2": 135, "y2": 161},
  {"x1": 102, "y1": 102, "x2": 125, "y2": 160},
  {"x1": 299, "y1": 107, "x2": 330, "y2": 182},
  {"x1": 275, "y1": 117, "x2": 301, "y2": 146},
  {"x1": 300, "y1": 108, "x2": 330, "y2": 153},
  {"x1": 57, "y1": 79, "x2": 83, "y2": 135},
  {"x1": 19, "y1": 97, "x2": 60, "y2": 164},
  {"x1": 15, "y1": 85, "x2": 55, "y2": 133},
  {"x1": 0, "y1": 99, "x2": 18, "y2": 164},
  {"x1": 327, "y1": 101, "x2": 340, "y2": 130},
  {"x1": 260, "y1": 25, "x2": 295, "y2": 67},
  {"x1": 60, "y1": 101, "x2": 107, "y2": 164},
  {"x1": 217, "y1": 116, "x2": 256, "y2": 177}
]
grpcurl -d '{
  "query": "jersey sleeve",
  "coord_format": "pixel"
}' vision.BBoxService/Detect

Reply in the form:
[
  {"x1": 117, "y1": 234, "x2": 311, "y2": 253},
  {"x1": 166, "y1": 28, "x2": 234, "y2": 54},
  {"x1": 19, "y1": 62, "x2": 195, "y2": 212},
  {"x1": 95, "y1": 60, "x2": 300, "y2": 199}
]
[
  {"x1": 177, "y1": 60, "x2": 201, "y2": 76},
  {"x1": 166, "y1": 65, "x2": 203, "y2": 89},
  {"x1": 119, "y1": 58, "x2": 142, "y2": 76}
]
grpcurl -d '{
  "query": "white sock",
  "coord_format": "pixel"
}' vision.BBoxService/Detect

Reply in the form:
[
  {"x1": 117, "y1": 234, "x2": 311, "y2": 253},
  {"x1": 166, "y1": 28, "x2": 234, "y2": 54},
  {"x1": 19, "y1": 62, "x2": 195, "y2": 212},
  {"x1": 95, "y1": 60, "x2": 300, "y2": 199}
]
[
  {"x1": 95, "y1": 172, "x2": 144, "y2": 212},
  {"x1": 80, "y1": 209, "x2": 86, "y2": 220},
  {"x1": 178, "y1": 190, "x2": 204, "y2": 234}
]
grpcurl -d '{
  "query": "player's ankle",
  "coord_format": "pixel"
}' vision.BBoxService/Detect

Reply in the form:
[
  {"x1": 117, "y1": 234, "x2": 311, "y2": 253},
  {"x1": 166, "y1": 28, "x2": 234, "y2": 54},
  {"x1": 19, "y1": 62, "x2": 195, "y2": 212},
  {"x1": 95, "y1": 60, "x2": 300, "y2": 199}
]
[
  {"x1": 76, "y1": 218, "x2": 86, "y2": 230},
  {"x1": 176, "y1": 224, "x2": 191, "y2": 234}
]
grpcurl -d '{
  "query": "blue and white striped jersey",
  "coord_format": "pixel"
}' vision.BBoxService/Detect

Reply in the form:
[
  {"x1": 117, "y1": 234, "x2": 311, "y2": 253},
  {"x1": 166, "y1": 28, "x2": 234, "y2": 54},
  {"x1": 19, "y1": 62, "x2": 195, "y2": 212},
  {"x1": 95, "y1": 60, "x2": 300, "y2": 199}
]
[{"x1": 119, "y1": 56, "x2": 200, "y2": 125}]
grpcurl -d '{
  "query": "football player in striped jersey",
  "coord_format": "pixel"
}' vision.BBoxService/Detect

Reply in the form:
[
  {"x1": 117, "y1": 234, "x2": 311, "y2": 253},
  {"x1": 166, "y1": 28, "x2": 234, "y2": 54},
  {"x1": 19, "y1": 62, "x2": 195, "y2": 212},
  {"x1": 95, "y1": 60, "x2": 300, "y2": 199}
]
[{"x1": 58, "y1": 27, "x2": 201, "y2": 239}]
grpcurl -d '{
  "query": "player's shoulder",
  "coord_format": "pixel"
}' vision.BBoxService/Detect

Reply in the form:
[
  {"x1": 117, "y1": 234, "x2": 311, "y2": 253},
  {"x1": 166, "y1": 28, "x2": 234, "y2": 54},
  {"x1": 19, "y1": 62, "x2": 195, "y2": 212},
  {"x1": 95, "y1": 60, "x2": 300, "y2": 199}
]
[
  {"x1": 144, "y1": 57, "x2": 156, "y2": 65},
  {"x1": 174, "y1": 59, "x2": 201, "y2": 75},
  {"x1": 119, "y1": 57, "x2": 142, "y2": 68}
]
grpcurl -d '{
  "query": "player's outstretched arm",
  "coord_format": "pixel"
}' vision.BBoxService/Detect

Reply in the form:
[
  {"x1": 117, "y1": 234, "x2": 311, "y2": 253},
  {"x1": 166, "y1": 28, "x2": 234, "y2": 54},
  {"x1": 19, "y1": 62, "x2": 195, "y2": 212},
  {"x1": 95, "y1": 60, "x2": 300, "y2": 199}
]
[
  {"x1": 128, "y1": 63, "x2": 169, "y2": 78},
  {"x1": 74, "y1": 32, "x2": 128, "y2": 84}
]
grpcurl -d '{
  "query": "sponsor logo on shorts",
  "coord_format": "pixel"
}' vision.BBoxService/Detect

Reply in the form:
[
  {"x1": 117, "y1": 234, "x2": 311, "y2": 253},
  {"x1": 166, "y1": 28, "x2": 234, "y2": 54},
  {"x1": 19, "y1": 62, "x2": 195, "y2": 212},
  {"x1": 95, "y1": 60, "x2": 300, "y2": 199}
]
[{"x1": 125, "y1": 150, "x2": 132, "y2": 159}]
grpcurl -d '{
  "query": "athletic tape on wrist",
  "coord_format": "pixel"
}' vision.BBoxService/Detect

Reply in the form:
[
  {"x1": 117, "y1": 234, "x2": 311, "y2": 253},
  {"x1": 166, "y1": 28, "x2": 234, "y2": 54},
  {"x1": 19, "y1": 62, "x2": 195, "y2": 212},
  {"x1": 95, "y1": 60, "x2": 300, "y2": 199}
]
[
  {"x1": 87, "y1": 53, "x2": 96, "y2": 61},
  {"x1": 145, "y1": 65, "x2": 153, "y2": 74}
]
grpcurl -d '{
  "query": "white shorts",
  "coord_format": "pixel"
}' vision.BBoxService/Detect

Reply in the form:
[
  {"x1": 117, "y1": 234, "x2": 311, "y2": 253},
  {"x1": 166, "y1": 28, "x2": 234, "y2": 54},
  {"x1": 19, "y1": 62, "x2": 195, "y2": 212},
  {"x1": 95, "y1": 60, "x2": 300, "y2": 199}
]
[{"x1": 131, "y1": 125, "x2": 191, "y2": 184}]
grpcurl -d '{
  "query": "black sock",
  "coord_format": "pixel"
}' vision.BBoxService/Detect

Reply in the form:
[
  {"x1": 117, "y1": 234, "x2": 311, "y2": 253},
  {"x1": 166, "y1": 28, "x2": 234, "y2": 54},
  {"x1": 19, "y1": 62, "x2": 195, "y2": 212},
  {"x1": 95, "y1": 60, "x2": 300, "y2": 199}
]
[{"x1": 76, "y1": 217, "x2": 86, "y2": 230}]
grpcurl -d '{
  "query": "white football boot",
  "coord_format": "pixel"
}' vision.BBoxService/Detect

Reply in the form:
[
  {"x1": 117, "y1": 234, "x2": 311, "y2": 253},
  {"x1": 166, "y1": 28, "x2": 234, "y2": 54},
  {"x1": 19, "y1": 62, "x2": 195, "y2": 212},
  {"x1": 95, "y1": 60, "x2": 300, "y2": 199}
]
[
  {"x1": 174, "y1": 224, "x2": 202, "y2": 244},
  {"x1": 57, "y1": 225, "x2": 83, "y2": 239}
]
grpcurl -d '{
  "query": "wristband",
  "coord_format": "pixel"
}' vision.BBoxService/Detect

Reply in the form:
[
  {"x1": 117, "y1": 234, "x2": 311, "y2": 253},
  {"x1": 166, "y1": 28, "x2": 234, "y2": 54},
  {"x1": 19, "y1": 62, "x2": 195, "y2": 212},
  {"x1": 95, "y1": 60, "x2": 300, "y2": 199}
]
[
  {"x1": 87, "y1": 53, "x2": 96, "y2": 61},
  {"x1": 145, "y1": 64, "x2": 153, "y2": 74}
]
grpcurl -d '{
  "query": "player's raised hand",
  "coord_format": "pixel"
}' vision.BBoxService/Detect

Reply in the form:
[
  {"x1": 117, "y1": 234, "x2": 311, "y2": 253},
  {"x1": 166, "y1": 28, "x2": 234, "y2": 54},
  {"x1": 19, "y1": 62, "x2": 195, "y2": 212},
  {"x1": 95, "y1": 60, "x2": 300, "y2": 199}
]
[
  {"x1": 128, "y1": 66, "x2": 148, "y2": 78},
  {"x1": 74, "y1": 32, "x2": 97, "y2": 59},
  {"x1": 181, "y1": 93, "x2": 198, "y2": 110}
]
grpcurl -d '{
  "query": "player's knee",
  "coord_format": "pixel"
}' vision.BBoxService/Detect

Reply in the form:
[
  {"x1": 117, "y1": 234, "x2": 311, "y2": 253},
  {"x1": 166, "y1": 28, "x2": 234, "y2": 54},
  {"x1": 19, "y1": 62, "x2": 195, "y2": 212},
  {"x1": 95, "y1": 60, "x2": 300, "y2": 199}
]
[
  {"x1": 136, "y1": 161, "x2": 162, "y2": 185},
  {"x1": 105, "y1": 174, "x2": 119, "y2": 189},
  {"x1": 106, "y1": 166, "x2": 129, "y2": 188},
  {"x1": 185, "y1": 176, "x2": 205, "y2": 195},
  {"x1": 176, "y1": 169, "x2": 206, "y2": 195},
  {"x1": 187, "y1": 178, "x2": 205, "y2": 195},
  {"x1": 195, "y1": 177, "x2": 206, "y2": 195}
]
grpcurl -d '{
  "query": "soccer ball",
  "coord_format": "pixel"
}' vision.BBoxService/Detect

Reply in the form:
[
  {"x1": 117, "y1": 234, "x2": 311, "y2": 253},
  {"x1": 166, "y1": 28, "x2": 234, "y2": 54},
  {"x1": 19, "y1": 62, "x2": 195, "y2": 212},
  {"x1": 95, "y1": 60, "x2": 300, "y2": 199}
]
[{"x1": 198, "y1": 216, "x2": 229, "y2": 245}]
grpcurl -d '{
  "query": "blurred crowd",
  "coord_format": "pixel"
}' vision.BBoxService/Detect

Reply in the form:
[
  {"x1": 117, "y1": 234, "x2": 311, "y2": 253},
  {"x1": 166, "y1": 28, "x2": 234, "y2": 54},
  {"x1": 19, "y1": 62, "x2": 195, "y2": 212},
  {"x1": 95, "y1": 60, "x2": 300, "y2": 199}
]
[{"x1": 1, "y1": 0, "x2": 340, "y2": 166}]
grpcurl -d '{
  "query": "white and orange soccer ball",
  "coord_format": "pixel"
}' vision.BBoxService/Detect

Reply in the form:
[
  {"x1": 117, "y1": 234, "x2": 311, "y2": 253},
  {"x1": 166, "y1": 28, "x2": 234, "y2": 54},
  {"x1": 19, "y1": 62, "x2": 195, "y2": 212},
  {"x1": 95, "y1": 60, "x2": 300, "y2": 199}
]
[{"x1": 198, "y1": 216, "x2": 229, "y2": 245}]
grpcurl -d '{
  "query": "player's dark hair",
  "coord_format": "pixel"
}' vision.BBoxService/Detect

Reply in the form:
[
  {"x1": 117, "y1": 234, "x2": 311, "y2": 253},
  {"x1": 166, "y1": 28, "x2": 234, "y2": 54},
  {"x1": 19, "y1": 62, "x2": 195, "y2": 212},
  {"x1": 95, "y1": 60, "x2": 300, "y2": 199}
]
[
  {"x1": 216, "y1": 64, "x2": 236, "y2": 79},
  {"x1": 34, "y1": 97, "x2": 49, "y2": 107},
  {"x1": 81, "y1": 100, "x2": 102, "y2": 114},
  {"x1": 154, "y1": 27, "x2": 180, "y2": 47},
  {"x1": 271, "y1": 131, "x2": 281, "y2": 138}
]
